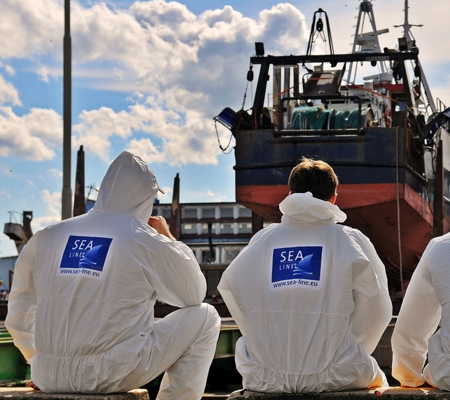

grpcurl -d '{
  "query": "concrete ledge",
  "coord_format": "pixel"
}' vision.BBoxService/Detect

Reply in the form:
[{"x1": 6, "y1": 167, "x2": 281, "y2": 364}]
[
  {"x1": 0, "y1": 388, "x2": 149, "y2": 400},
  {"x1": 227, "y1": 387, "x2": 450, "y2": 399}
]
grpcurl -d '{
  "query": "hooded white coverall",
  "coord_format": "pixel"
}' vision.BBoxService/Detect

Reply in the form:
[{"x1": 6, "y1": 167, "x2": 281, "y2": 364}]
[
  {"x1": 392, "y1": 232, "x2": 450, "y2": 390},
  {"x1": 218, "y1": 193, "x2": 392, "y2": 393},
  {"x1": 5, "y1": 152, "x2": 220, "y2": 399}
]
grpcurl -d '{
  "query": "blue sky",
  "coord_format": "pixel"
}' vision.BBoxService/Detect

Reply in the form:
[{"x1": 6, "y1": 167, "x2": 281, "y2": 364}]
[{"x1": 1, "y1": 0, "x2": 449, "y2": 257}]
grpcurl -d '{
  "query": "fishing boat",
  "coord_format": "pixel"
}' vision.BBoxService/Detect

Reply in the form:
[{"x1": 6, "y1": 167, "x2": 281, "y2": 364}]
[{"x1": 214, "y1": 0, "x2": 450, "y2": 297}]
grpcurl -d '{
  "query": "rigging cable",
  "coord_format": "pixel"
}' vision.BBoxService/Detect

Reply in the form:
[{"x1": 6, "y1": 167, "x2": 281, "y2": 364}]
[
  {"x1": 215, "y1": 119, "x2": 234, "y2": 154},
  {"x1": 395, "y1": 126, "x2": 404, "y2": 297}
]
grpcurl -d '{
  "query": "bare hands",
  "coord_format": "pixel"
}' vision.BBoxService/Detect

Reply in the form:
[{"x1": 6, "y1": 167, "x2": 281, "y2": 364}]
[
  {"x1": 26, "y1": 381, "x2": 40, "y2": 391},
  {"x1": 148, "y1": 216, "x2": 176, "y2": 241}
]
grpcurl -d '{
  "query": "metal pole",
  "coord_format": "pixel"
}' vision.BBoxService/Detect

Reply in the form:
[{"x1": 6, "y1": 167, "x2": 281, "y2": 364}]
[
  {"x1": 433, "y1": 140, "x2": 444, "y2": 237},
  {"x1": 73, "y1": 146, "x2": 85, "y2": 217},
  {"x1": 62, "y1": 0, "x2": 72, "y2": 220}
]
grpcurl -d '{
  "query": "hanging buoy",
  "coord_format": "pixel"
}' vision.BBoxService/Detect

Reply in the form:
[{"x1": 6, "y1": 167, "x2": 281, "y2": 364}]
[
  {"x1": 316, "y1": 18, "x2": 323, "y2": 32},
  {"x1": 247, "y1": 66, "x2": 254, "y2": 82}
]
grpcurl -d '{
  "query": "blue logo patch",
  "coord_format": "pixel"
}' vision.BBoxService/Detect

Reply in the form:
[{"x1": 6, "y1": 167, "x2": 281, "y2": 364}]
[
  {"x1": 271, "y1": 246, "x2": 322, "y2": 290},
  {"x1": 60, "y1": 236, "x2": 113, "y2": 277}
]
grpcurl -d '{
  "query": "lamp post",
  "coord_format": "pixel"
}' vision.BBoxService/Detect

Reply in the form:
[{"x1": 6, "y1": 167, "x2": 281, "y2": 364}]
[{"x1": 62, "y1": 0, "x2": 72, "y2": 220}]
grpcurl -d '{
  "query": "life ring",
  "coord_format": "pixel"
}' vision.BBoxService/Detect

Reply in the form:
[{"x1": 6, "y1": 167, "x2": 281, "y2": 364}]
[{"x1": 384, "y1": 108, "x2": 392, "y2": 128}]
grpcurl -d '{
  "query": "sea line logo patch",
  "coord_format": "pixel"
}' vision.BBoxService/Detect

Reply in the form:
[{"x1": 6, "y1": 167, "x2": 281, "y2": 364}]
[
  {"x1": 59, "y1": 235, "x2": 113, "y2": 278},
  {"x1": 271, "y1": 246, "x2": 322, "y2": 290}
]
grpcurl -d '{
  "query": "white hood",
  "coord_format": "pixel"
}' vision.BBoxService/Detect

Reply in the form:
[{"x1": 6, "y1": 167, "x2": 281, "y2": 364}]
[
  {"x1": 279, "y1": 192, "x2": 347, "y2": 224},
  {"x1": 92, "y1": 151, "x2": 162, "y2": 223}
]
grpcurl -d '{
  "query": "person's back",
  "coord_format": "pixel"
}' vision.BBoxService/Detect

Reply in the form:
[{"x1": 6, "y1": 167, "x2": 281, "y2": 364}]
[
  {"x1": 218, "y1": 158, "x2": 392, "y2": 392},
  {"x1": 392, "y1": 232, "x2": 450, "y2": 390},
  {"x1": 6, "y1": 152, "x2": 220, "y2": 397}
]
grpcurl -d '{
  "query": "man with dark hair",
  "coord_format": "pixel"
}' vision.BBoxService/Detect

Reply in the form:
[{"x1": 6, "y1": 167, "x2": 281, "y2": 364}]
[
  {"x1": 218, "y1": 157, "x2": 391, "y2": 393},
  {"x1": 288, "y1": 158, "x2": 338, "y2": 201}
]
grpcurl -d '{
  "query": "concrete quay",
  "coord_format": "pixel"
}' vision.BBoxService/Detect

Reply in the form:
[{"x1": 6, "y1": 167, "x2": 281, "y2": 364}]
[
  {"x1": 0, "y1": 388, "x2": 149, "y2": 400},
  {"x1": 227, "y1": 387, "x2": 450, "y2": 400}
]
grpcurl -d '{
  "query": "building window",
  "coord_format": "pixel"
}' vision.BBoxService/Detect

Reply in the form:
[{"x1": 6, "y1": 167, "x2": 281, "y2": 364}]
[
  {"x1": 223, "y1": 248, "x2": 242, "y2": 263},
  {"x1": 184, "y1": 207, "x2": 198, "y2": 219},
  {"x1": 162, "y1": 208, "x2": 171, "y2": 219},
  {"x1": 238, "y1": 222, "x2": 252, "y2": 234},
  {"x1": 220, "y1": 207, "x2": 234, "y2": 218},
  {"x1": 202, "y1": 208, "x2": 215, "y2": 218},
  {"x1": 238, "y1": 207, "x2": 252, "y2": 218},
  {"x1": 182, "y1": 223, "x2": 197, "y2": 235},
  {"x1": 219, "y1": 223, "x2": 234, "y2": 234},
  {"x1": 201, "y1": 250, "x2": 216, "y2": 263},
  {"x1": 201, "y1": 223, "x2": 216, "y2": 234}
]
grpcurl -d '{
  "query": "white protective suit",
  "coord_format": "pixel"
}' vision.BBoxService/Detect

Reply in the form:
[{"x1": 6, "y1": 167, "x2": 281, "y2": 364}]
[
  {"x1": 392, "y1": 232, "x2": 450, "y2": 390},
  {"x1": 5, "y1": 151, "x2": 220, "y2": 399},
  {"x1": 218, "y1": 192, "x2": 392, "y2": 392}
]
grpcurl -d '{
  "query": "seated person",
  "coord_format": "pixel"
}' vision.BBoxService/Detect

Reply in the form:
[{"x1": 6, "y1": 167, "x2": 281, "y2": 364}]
[
  {"x1": 6, "y1": 151, "x2": 220, "y2": 398},
  {"x1": 392, "y1": 233, "x2": 450, "y2": 390},
  {"x1": 218, "y1": 157, "x2": 392, "y2": 393}
]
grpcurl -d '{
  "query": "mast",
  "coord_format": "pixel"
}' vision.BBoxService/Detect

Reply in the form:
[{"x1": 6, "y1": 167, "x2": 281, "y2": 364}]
[
  {"x1": 394, "y1": 0, "x2": 437, "y2": 113},
  {"x1": 346, "y1": 0, "x2": 389, "y2": 84}
]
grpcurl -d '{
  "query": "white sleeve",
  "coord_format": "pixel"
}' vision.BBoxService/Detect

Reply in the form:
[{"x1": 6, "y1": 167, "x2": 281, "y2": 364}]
[
  {"x1": 144, "y1": 237, "x2": 207, "y2": 308},
  {"x1": 5, "y1": 238, "x2": 37, "y2": 361},
  {"x1": 218, "y1": 271, "x2": 247, "y2": 336},
  {"x1": 391, "y1": 250, "x2": 441, "y2": 387},
  {"x1": 350, "y1": 232, "x2": 392, "y2": 355}
]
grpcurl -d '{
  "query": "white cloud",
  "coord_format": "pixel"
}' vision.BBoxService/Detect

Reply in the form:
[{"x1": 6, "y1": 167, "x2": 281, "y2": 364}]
[
  {"x1": 73, "y1": 92, "x2": 221, "y2": 165},
  {"x1": 31, "y1": 190, "x2": 61, "y2": 232},
  {"x1": 0, "y1": 1, "x2": 311, "y2": 167},
  {"x1": 0, "y1": 62, "x2": 15, "y2": 76},
  {"x1": 0, "y1": 0, "x2": 62, "y2": 59},
  {"x1": 49, "y1": 168, "x2": 63, "y2": 179},
  {"x1": 0, "y1": 190, "x2": 11, "y2": 200},
  {"x1": 205, "y1": 189, "x2": 228, "y2": 202},
  {"x1": 155, "y1": 187, "x2": 172, "y2": 203},
  {"x1": 0, "y1": 75, "x2": 21, "y2": 106},
  {"x1": 0, "y1": 107, "x2": 62, "y2": 160},
  {"x1": 37, "y1": 65, "x2": 58, "y2": 83}
]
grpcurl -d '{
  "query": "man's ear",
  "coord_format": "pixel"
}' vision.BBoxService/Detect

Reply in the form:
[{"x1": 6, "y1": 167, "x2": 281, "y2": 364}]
[{"x1": 329, "y1": 193, "x2": 337, "y2": 205}]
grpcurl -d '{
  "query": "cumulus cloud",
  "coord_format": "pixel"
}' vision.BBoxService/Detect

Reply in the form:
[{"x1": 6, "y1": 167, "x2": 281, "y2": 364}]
[
  {"x1": 0, "y1": 0, "x2": 62, "y2": 59},
  {"x1": 37, "y1": 65, "x2": 59, "y2": 83},
  {"x1": 0, "y1": 107, "x2": 62, "y2": 160},
  {"x1": 0, "y1": 75, "x2": 21, "y2": 106},
  {"x1": 0, "y1": 1, "x2": 312, "y2": 166},
  {"x1": 63, "y1": 2, "x2": 308, "y2": 165},
  {"x1": 31, "y1": 190, "x2": 61, "y2": 232},
  {"x1": 73, "y1": 91, "x2": 220, "y2": 165}
]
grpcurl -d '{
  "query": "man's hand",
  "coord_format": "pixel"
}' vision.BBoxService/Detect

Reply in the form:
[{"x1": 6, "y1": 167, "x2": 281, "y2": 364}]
[{"x1": 148, "y1": 216, "x2": 176, "y2": 241}]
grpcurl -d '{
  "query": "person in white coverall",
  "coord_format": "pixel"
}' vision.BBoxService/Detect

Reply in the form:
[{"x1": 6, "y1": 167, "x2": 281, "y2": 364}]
[
  {"x1": 5, "y1": 151, "x2": 220, "y2": 399},
  {"x1": 392, "y1": 232, "x2": 450, "y2": 390},
  {"x1": 218, "y1": 157, "x2": 392, "y2": 393}
]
